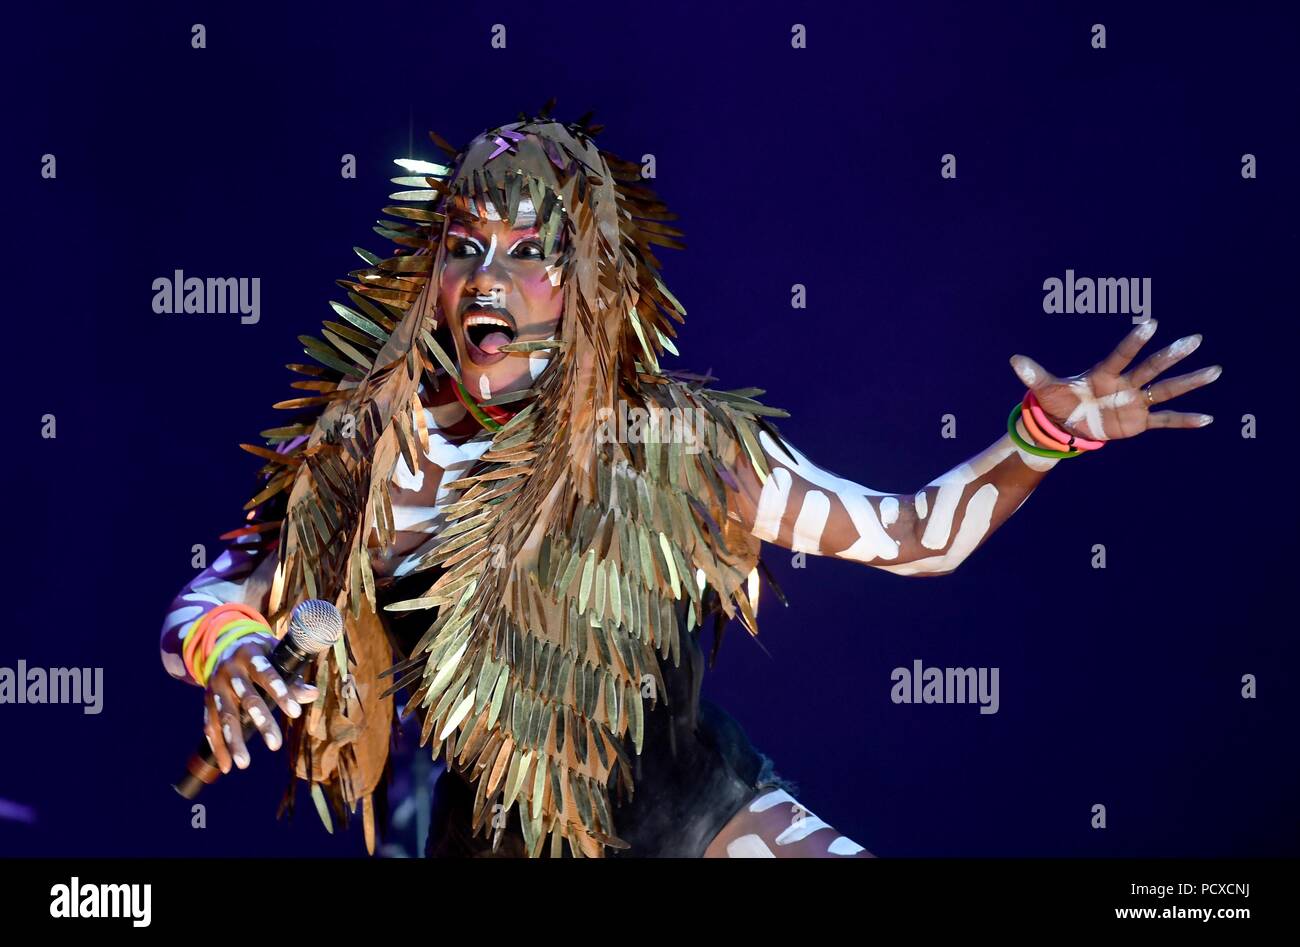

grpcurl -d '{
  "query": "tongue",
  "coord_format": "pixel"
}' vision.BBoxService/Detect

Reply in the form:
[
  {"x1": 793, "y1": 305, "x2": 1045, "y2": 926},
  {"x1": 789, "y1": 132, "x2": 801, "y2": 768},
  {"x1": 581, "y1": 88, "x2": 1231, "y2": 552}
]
[{"x1": 479, "y1": 331, "x2": 512, "y2": 354}]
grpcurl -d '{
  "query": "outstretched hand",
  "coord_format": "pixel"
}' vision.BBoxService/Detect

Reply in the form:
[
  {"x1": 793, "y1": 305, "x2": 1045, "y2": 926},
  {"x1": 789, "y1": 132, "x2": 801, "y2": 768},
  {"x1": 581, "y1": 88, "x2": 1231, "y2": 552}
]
[{"x1": 1009, "y1": 320, "x2": 1220, "y2": 441}]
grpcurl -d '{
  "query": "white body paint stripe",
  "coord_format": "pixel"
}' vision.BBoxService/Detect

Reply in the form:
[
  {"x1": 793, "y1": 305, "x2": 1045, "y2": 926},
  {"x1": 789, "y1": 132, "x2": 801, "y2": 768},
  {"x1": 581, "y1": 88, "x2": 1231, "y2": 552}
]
[
  {"x1": 775, "y1": 816, "x2": 832, "y2": 845},
  {"x1": 791, "y1": 490, "x2": 831, "y2": 553},
  {"x1": 882, "y1": 482, "x2": 1000, "y2": 576},
  {"x1": 727, "y1": 834, "x2": 776, "y2": 858},
  {"x1": 752, "y1": 467, "x2": 793, "y2": 543},
  {"x1": 748, "y1": 789, "x2": 797, "y2": 813},
  {"x1": 828, "y1": 836, "x2": 865, "y2": 856}
]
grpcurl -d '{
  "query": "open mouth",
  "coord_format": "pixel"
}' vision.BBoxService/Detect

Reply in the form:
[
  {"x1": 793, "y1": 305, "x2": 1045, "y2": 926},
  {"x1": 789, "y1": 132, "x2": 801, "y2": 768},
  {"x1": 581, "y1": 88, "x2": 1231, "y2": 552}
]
[{"x1": 461, "y1": 305, "x2": 517, "y2": 366}]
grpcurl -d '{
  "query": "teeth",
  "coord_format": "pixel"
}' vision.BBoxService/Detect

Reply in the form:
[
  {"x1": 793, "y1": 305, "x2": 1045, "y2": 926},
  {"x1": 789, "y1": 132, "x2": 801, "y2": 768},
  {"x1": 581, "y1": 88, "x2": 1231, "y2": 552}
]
[{"x1": 465, "y1": 313, "x2": 511, "y2": 330}]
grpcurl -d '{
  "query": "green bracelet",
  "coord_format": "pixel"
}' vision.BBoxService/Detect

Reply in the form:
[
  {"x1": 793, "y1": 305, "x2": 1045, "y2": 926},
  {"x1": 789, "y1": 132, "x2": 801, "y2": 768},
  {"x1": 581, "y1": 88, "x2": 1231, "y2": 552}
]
[
  {"x1": 200, "y1": 621, "x2": 274, "y2": 684},
  {"x1": 1007, "y1": 403, "x2": 1083, "y2": 459}
]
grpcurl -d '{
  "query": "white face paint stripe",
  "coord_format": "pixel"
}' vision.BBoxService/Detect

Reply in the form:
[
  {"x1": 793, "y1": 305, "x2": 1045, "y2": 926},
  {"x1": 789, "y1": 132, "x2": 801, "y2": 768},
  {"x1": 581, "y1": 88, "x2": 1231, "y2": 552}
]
[
  {"x1": 752, "y1": 467, "x2": 793, "y2": 543},
  {"x1": 727, "y1": 834, "x2": 777, "y2": 858},
  {"x1": 480, "y1": 232, "x2": 498, "y2": 267},
  {"x1": 775, "y1": 816, "x2": 832, "y2": 845},
  {"x1": 791, "y1": 490, "x2": 831, "y2": 553},
  {"x1": 478, "y1": 374, "x2": 492, "y2": 401},
  {"x1": 881, "y1": 482, "x2": 1000, "y2": 575},
  {"x1": 513, "y1": 196, "x2": 537, "y2": 227},
  {"x1": 828, "y1": 836, "x2": 865, "y2": 855},
  {"x1": 879, "y1": 496, "x2": 899, "y2": 528}
]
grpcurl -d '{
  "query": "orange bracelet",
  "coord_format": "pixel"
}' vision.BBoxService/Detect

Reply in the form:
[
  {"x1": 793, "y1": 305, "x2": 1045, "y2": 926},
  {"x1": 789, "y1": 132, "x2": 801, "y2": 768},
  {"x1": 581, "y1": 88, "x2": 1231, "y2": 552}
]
[
  {"x1": 182, "y1": 602, "x2": 273, "y2": 685},
  {"x1": 1019, "y1": 398, "x2": 1072, "y2": 452}
]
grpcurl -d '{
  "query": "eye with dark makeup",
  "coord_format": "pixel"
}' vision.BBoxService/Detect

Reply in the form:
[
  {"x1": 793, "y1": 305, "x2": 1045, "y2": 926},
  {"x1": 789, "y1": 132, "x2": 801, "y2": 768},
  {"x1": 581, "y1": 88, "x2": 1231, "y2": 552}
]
[
  {"x1": 446, "y1": 235, "x2": 482, "y2": 259},
  {"x1": 444, "y1": 231, "x2": 547, "y2": 262},
  {"x1": 509, "y1": 239, "x2": 544, "y2": 260}
]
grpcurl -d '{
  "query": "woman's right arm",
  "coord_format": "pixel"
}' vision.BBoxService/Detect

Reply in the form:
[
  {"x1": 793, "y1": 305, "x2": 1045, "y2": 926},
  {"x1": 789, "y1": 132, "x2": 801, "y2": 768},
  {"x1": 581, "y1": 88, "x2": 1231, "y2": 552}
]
[{"x1": 161, "y1": 535, "x2": 317, "y2": 773}]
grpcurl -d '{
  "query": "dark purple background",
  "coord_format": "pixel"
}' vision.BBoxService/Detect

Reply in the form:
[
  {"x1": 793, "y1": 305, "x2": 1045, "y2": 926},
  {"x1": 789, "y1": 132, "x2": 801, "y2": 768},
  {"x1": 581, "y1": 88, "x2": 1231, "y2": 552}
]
[{"x1": 2, "y1": 0, "x2": 1296, "y2": 857}]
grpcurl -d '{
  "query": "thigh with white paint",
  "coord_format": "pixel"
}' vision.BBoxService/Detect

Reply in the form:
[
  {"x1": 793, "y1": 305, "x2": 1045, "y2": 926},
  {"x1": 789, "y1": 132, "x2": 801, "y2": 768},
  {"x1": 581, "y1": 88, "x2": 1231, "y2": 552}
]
[{"x1": 703, "y1": 788, "x2": 874, "y2": 858}]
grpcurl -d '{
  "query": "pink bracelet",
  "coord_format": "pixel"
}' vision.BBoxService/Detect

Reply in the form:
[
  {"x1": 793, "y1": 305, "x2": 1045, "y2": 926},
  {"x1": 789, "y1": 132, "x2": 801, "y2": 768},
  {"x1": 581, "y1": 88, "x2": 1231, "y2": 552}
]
[{"x1": 1025, "y1": 390, "x2": 1106, "y2": 450}]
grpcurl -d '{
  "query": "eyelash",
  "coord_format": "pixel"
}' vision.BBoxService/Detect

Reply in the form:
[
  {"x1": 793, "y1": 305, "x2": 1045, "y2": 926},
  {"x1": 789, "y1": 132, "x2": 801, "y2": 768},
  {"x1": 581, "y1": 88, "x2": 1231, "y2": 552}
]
[{"x1": 447, "y1": 235, "x2": 544, "y2": 260}]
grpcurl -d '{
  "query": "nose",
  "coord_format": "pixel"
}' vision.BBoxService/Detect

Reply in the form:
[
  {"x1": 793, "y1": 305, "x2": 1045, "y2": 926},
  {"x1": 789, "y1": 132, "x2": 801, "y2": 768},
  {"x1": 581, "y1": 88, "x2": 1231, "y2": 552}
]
[{"x1": 465, "y1": 240, "x2": 512, "y2": 302}]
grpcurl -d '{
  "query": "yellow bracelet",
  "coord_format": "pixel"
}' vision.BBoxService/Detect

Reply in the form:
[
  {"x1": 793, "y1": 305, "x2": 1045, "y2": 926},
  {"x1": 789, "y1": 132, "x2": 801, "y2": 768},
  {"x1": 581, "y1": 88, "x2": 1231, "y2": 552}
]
[{"x1": 199, "y1": 620, "x2": 274, "y2": 685}]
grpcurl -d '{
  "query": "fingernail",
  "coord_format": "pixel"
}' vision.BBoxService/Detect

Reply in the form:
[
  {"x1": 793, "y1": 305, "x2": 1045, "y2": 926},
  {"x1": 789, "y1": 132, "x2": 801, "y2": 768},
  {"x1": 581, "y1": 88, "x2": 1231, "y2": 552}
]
[
  {"x1": 251, "y1": 656, "x2": 273, "y2": 672},
  {"x1": 231, "y1": 677, "x2": 247, "y2": 698},
  {"x1": 1198, "y1": 414, "x2": 1214, "y2": 426},
  {"x1": 1207, "y1": 365, "x2": 1223, "y2": 381},
  {"x1": 271, "y1": 679, "x2": 288, "y2": 698},
  {"x1": 214, "y1": 694, "x2": 224, "y2": 711},
  {"x1": 1136, "y1": 319, "x2": 1157, "y2": 339},
  {"x1": 249, "y1": 706, "x2": 266, "y2": 727},
  {"x1": 286, "y1": 699, "x2": 302, "y2": 719},
  {"x1": 222, "y1": 724, "x2": 233, "y2": 743},
  {"x1": 266, "y1": 731, "x2": 282, "y2": 751},
  {"x1": 234, "y1": 752, "x2": 250, "y2": 769}
]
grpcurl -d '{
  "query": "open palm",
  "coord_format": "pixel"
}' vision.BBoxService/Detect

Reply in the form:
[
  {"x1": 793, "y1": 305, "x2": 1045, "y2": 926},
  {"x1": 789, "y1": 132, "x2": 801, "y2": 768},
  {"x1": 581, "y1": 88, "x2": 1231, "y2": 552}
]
[{"x1": 1009, "y1": 319, "x2": 1221, "y2": 442}]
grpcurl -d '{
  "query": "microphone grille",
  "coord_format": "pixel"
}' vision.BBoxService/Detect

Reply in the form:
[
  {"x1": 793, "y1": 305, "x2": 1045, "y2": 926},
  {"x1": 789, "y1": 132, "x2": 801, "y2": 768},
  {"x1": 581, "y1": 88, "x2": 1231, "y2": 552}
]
[{"x1": 286, "y1": 599, "x2": 344, "y2": 655}]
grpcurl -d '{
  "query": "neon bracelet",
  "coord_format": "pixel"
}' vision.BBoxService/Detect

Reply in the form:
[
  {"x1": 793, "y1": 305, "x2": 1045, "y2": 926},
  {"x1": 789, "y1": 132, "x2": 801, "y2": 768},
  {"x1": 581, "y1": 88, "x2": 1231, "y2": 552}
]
[
  {"x1": 1018, "y1": 395, "x2": 1073, "y2": 452},
  {"x1": 1008, "y1": 404, "x2": 1081, "y2": 459},
  {"x1": 1026, "y1": 390, "x2": 1105, "y2": 450},
  {"x1": 200, "y1": 620, "x2": 273, "y2": 686}
]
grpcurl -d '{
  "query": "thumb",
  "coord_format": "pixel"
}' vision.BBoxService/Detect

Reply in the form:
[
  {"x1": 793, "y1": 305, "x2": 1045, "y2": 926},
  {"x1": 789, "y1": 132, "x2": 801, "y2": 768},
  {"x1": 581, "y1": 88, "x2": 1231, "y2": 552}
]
[{"x1": 1009, "y1": 355, "x2": 1051, "y2": 390}]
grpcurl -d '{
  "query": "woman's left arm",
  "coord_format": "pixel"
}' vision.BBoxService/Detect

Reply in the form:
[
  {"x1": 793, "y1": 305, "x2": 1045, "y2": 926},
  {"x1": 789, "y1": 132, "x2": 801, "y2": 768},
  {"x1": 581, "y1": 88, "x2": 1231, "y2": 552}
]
[{"x1": 726, "y1": 319, "x2": 1220, "y2": 576}]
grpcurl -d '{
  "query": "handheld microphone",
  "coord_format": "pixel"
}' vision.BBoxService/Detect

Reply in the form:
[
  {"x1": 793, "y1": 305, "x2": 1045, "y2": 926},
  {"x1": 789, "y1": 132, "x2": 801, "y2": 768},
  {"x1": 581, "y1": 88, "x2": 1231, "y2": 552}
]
[{"x1": 173, "y1": 599, "x2": 343, "y2": 799}]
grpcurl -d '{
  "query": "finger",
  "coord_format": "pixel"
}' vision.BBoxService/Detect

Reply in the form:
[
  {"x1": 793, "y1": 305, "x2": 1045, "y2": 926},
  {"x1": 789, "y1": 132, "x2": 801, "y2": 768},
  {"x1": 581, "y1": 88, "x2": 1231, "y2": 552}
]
[
  {"x1": 289, "y1": 679, "x2": 321, "y2": 704},
  {"x1": 248, "y1": 653, "x2": 302, "y2": 720},
  {"x1": 1009, "y1": 355, "x2": 1055, "y2": 390},
  {"x1": 1129, "y1": 333, "x2": 1202, "y2": 387},
  {"x1": 1146, "y1": 365, "x2": 1222, "y2": 405},
  {"x1": 204, "y1": 692, "x2": 233, "y2": 775},
  {"x1": 1094, "y1": 318, "x2": 1159, "y2": 376},
  {"x1": 212, "y1": 677, "x2": 251, "y2": 769},
  {"x1": 1146, "y1": 410, "x2": 1214, "y2": 430},
  {"x1": 229, "y1": 671, "x2": 282, "y2": 752}
]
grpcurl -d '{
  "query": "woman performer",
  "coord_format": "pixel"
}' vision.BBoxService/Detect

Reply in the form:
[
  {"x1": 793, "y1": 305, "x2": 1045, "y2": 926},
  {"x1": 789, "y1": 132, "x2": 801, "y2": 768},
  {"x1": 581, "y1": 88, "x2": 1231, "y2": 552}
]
[{"x1": 160, "y1": 111, "x2": 1219, "y2": 858}]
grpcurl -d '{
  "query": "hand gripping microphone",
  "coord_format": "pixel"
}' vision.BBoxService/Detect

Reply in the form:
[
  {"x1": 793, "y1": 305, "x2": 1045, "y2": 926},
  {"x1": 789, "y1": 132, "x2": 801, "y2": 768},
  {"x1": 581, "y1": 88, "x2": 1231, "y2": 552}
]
[{"x1": 173, "y1": 599, "x2": 343, "y2": 799}]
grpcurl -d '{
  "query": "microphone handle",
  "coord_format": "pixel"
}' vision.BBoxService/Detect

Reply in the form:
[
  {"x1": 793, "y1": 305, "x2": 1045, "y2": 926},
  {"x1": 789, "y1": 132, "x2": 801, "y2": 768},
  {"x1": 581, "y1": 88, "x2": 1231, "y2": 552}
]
[{"x1": 172, "y1": 635, "x2": 317, "y2": 800}]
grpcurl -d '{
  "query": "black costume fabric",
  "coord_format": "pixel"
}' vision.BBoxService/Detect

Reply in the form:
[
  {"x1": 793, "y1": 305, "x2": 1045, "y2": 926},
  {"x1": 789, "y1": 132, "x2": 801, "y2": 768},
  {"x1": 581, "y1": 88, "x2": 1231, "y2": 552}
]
[{"x1": 379, "y1": 570, "x2": 792, "y2": 857}]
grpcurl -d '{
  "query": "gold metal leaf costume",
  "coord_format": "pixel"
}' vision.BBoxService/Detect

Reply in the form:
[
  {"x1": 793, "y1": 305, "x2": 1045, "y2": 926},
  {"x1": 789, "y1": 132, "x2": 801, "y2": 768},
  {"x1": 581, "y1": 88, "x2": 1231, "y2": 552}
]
[{"x1": 239, "y1": 112, "x2": 789, "y2": 857}]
